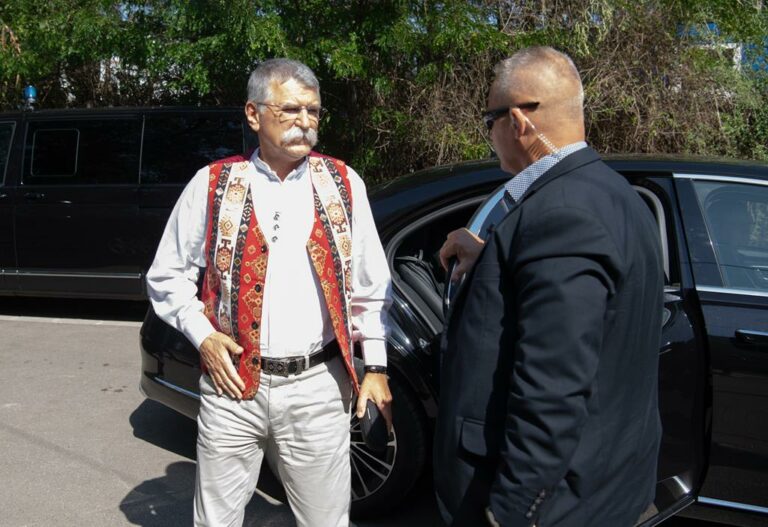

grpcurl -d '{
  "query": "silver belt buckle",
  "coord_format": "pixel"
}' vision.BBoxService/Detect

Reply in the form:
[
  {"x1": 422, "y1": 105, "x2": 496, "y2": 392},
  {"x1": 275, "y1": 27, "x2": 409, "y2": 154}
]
[{"x1": 295, "y1": 354, "x2": 311, "y2": 375}]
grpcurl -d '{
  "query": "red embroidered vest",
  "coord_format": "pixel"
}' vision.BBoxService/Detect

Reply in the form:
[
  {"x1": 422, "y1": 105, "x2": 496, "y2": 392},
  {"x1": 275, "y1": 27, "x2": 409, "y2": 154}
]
[{"x1": 200, "y1": 152, "x2": 358, "y2": 399}]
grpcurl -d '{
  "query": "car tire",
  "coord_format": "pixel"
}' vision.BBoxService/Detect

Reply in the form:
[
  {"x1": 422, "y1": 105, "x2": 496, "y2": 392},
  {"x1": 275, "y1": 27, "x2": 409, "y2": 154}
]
[{"x1": 349, "y1": 366, "x2": 429, "y2": 519}]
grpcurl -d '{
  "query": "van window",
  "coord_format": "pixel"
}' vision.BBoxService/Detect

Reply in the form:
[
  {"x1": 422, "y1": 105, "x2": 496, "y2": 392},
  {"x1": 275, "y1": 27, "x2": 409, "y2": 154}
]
[
  {"x1": 31, "y1": 129, "x2": 79, "y2": 177},
  {"x1": 0, "y1": 122, "x2": 14, "y2": 184},
  {"x1": 24, "y1": 119, "x2": 140, "y2": 185},
  {"x1": 141, "y1": 113, "x2": 244, "y2": 184}
]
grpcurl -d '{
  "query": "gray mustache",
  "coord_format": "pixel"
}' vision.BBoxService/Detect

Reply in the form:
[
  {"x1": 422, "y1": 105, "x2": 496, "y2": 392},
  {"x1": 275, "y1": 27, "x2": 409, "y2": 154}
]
[{"x1": 282, "y1": 126, "x2": 318, "y2": 146}]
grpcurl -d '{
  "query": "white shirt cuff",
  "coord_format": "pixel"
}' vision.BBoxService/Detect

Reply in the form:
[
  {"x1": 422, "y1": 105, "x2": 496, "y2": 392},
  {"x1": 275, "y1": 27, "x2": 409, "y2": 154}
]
[
  {"x1": 183, "y1": 311, "x2": 217, "y2": 350},
  {"x1": 361, "y1": 339, "x2": 387, "y2": 367}
]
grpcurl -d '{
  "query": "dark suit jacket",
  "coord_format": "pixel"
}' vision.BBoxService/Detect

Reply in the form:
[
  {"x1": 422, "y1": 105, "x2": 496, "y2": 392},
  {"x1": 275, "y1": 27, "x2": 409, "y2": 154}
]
[{"x1": 434, "y1": 147, "x2": 664, "y2": 527}]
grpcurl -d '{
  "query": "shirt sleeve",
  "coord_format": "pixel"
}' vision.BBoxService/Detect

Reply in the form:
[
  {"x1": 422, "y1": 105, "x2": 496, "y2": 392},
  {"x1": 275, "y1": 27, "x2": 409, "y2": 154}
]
[
  {"x1": 146, "y1": 167, "x2": 216, "y2": 350},
  {"x1": 347, "y1": 166, "x2": 393, "y2": 367}
]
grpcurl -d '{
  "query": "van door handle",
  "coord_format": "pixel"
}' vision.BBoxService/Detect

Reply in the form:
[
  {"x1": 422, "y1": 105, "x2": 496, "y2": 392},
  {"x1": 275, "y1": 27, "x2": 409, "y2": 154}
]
[
  {"x1": 24, "y1": 192, "x2": 45, "y2": 200},
  {"x1": 736, "y1": 329, "x2": 768, "y2": 347}
]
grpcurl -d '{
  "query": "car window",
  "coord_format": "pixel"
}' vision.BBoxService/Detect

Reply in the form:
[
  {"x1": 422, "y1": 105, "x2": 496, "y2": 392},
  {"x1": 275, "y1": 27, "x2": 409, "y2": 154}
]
[
  {"x1": 0, "y1": 122, "x2": 14, "y2": 184},
  {"x1": 141, "y1": 113, "x2": 244, "y2": 184},
  {"x1": 24, "y1": 119, "x2": 140, "y2": 185},
  {"x1": 694, "y1": 180, "x2": 768, "y2": 291}
]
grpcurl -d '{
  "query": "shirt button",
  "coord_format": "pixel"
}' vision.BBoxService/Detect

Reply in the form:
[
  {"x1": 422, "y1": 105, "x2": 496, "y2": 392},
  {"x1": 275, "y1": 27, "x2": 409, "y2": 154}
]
[
  {"x1": 525, "y1": 512, "x2": 533, "y2": 519},
  {"x1": 271, "y1": 236, "x2": 278, "y2": 242},
  {"x1": 261, "y1": 244, "x2": 267, "y2": 253},
  {"x1": 538, "y1": 490, "x2": 547, "y2": 498},
  {"x1": 254, "y1": 284, "x2": 262, "y2": 293},
  {"x1": 273, "y1": 224, "x2": 280, "y2": 231},
  {"x1": 251, "y1": 321, "x2": 259, "y2": 329},
  {"x1": 273, "y1": 213, "x2": 280, "y2": 221},
  {"x1": 251, "y1": 357, "x2": 259, "y2": 365}
]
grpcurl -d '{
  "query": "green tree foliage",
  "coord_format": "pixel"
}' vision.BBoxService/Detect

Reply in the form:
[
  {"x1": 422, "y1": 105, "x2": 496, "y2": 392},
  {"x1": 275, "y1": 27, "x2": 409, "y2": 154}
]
[{"x1": 1, "y1": 0, "x2": 768, "y2": 181}]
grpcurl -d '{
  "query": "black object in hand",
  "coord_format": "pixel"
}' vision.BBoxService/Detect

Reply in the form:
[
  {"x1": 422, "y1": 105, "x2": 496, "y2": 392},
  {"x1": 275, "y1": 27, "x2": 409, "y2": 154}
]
[{"x1": 361, "y1": 399, "x2": 389, "y2": 452}]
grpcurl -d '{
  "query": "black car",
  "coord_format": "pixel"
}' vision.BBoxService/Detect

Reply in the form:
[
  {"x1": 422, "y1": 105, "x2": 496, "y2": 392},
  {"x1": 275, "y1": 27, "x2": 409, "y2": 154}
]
[
  {"x1": 139, "y1": 155, "x2": 768, "y2": 525},
  {"x1": 0, "y1": 106, "x2": 253, "y2": 299}
]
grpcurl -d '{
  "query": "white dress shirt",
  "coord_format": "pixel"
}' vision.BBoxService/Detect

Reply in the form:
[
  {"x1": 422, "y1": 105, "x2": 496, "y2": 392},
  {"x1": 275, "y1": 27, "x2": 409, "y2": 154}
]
[{"x1": 146, "y1": 149, "x2": 392, "y2": 366}]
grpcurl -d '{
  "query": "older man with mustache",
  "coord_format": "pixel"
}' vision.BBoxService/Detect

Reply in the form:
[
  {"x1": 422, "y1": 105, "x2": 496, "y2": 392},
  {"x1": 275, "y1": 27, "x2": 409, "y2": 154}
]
[{"x1": 147, "y1": 58, "x2": 393, "y2": 527}]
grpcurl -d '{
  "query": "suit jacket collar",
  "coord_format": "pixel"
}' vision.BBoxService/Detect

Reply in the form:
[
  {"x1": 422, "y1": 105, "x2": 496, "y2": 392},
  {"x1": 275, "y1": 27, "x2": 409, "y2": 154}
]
[{"x1": 514, "y1": 146, "x2": 601, "y2": 205}]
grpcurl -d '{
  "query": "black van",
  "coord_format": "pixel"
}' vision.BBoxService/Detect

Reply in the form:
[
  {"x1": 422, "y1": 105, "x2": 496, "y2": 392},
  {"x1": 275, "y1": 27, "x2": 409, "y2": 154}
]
[{"x1": 0, "y1": 107, "x2": 255, "y2": 299}]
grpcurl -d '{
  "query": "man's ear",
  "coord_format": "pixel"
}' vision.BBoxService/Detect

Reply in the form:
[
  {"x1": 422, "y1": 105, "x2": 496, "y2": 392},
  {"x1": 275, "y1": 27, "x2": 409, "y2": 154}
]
[
  {"x1": 245, "y1": 102, "x2": 260, "y2": 133},
  {"x1": 509, "y1": 107, "x2": 528, "y2": 139}
]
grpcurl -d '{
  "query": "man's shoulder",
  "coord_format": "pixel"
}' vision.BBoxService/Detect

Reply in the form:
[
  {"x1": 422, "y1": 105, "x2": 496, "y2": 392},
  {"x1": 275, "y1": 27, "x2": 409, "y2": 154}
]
[
  {"x1": 516, "y1": 147, "x2": 611, "y2": 204},
  {"x1": 309, "y1": 152, "x2": 367, "y2": 189},
  {"x1": 512, "y1": 158, "x2": 631, "y2": 231},
  {"x1": 309, "y1": 151, "x2": 349, "y2": 175},
  {"x1": 557, "y1": 150, "x2": 614, "y2": 179},
  {"x1": 310, "y1": 151, "x2": 346, "y2": 164},
  {"x1": 552, "y1": 156, "x2": 630, "y2": 199},
  {"x1": 208, "y1": 151, "x2": 253, "y2": 168}
]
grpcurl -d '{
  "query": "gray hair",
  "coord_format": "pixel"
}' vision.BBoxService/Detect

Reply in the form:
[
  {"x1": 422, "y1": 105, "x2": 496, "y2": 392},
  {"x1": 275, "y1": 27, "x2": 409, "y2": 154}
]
[
  {"x1": 246, "y1": 58, "x2": 320, "y2": 105},
  {"x1": 494, "y1": 47, "x2": 584, "y2": 117}
]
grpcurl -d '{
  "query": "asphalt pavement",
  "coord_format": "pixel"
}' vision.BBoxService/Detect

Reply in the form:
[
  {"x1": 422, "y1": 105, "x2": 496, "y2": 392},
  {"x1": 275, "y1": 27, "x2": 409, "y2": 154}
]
[{"x1": 0, "y1": 298, "x2": 723, "y2": 527}]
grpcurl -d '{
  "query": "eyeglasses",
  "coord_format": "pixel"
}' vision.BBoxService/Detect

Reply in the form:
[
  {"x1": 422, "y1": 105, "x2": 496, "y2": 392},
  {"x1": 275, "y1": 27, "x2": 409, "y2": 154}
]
[
  {"x1": 258, "y1": 102, "x2": 326, "y2": 123},
  {"x1": 482, "y1": 102, "x2": 540, "y2": 131}
]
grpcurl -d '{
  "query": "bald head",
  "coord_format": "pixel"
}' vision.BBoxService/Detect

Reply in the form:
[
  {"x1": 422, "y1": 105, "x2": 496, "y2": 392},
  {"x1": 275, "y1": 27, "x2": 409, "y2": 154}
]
[{"x1": 493, "y1": 47, "x2": 584, "y2": 138}]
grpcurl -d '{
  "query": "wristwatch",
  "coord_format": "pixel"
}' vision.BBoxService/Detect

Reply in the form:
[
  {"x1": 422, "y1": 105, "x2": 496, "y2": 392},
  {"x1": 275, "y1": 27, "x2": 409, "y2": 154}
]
[{"x1": 364, "y1": 365, "x2": 388, "y2": 374}]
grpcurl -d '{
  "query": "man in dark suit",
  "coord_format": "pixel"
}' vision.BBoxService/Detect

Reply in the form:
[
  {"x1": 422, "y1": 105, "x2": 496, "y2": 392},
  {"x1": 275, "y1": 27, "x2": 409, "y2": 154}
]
[{"x1": 435, "y1": 47, "x2": 664, "y2": 527}]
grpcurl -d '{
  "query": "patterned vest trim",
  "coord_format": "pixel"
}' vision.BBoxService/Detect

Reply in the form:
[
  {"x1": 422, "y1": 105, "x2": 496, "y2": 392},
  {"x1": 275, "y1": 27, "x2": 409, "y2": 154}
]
[{"x1": 200, "y1": 152, "x2": 358, "y2": 399}]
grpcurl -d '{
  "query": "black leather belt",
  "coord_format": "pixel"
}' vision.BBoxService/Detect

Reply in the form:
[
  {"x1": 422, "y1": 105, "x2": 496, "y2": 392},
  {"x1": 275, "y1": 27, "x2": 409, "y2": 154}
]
[{"x1": 258, "y1": 340, "x2": 340, "y2": 377}]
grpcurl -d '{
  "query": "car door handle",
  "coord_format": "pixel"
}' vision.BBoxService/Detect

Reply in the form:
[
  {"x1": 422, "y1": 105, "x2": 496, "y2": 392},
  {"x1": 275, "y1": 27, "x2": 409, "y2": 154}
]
[
  {"x1": 23, "y1": 192, "x2": 45, "y2": 200},
  {"x1": 735, "y1": 329, "x2": 768, "y2": 347},
  {"x1": 0, "y1": 193, "x2": 7, "y2": 199}
]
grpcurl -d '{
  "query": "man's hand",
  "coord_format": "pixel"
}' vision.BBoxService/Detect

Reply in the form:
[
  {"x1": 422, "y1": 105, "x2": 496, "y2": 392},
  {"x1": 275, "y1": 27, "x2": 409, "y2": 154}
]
[
  {"x1": 356, "y1": 373, "x2": 393, "y2": 433},
  {"x1": 199, "y1": 332, "x2": 245, "y2": 399},
  {"x1": 439, "y1": 228, "x2": 485, "y2": 282}
]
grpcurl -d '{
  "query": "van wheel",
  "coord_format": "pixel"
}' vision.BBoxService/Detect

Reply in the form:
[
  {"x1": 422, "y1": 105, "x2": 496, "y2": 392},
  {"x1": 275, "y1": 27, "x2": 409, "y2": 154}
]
[{"x1": 349, "y1": 370, "x2": 428, "y2": 518}]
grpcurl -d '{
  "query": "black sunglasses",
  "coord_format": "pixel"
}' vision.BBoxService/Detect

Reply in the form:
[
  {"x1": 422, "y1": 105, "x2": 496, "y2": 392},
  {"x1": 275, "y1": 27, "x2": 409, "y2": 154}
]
[{"x1": 482, "y1": 102, "x2": 540, "y2": 131}]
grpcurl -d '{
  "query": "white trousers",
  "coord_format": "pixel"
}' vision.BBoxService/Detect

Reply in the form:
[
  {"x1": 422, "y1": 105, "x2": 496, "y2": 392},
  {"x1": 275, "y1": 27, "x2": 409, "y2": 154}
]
[{"x1": 193, "y1": 356, "x2": 353, "y2": 527}]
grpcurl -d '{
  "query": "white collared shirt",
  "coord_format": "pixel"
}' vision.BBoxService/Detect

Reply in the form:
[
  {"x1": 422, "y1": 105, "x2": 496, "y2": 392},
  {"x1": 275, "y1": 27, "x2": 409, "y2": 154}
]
[{"x1": 146, "y1": 149, "x2": 392, "y2": 366}]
